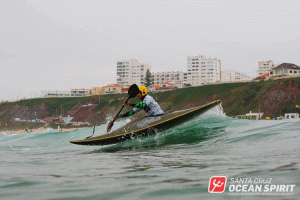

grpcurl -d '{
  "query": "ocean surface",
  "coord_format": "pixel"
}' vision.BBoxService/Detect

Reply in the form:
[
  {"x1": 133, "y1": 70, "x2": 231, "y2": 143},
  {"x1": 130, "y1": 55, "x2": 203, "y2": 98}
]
[{"x1": 1, "y1": 106, "x2": 299, "y2": 200}]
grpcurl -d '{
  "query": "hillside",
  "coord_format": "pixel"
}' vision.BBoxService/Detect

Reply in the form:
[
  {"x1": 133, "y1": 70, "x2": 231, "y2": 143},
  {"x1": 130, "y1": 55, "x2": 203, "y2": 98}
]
[{"x1": 1, "y1": 77, "x2": 300, "y2": 131}]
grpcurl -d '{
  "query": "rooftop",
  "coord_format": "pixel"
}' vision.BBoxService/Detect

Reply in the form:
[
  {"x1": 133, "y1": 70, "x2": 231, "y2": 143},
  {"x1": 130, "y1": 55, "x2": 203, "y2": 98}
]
[
  {"x1": 151, "y1": 85, "x2": 161, "y2": 89},
  {"x1": 254, "y1": 73, "x2": 269, "y2": 80},
  {"x1": 273, "y1": 63, "x2": 300, "y2": 70}
]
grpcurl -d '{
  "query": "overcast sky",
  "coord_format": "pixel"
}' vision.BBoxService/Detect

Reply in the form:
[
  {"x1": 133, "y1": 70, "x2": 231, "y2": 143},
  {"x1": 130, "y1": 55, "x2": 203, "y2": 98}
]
[{"x1": 1, "y1": 0, "x2": 299, "y2": 101}]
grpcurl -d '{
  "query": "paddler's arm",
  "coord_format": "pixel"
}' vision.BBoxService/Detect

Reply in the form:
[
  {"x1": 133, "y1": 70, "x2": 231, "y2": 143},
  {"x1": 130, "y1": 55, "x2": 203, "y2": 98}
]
[
  {"x1": 129, "y1": 103, "x2": 148, "y2": 109},
  {"x1": 114, "y1": 100, "x2": 135, "y2": 119},
  {"x1": 114, "y1": 102, "x2": 146, "y2": 119},
  {"x1": 124, "y1": 100, "x2": 148, "y2": 109},
  {"x1": 123, "y1": 100, "x2": 148, "y2": 109},
  {"x1": 114, "y1": 110, "x2": 136, "y2": 119}
]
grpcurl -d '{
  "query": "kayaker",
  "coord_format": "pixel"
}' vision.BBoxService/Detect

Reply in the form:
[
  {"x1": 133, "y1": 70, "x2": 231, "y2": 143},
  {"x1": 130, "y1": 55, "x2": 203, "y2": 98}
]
[{"x1": 114, "y1": 85, "x2": 164, "y2": 120}]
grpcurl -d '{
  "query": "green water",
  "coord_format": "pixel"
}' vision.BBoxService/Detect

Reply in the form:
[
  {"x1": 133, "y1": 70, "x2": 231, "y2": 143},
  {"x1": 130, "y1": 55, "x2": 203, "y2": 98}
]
[{"x1": 0, "y1": 107, "x2": 299, "y2": 200}]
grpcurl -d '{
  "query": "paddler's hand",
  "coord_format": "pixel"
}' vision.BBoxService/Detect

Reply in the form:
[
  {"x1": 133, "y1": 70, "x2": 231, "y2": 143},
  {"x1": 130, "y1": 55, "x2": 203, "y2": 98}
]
[
  {"x1": 124, "y1": 100, "x2": 130, "y2": 106},
  {"x1": 114, "y1": 115, "x2": 120, "y2": 120}
]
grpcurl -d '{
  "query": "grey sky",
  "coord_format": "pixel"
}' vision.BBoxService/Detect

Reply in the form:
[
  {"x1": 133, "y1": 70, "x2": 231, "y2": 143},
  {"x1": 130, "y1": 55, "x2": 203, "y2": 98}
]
[{"x1": 1, "y1": 0, "x2": 299, "y2": 101}]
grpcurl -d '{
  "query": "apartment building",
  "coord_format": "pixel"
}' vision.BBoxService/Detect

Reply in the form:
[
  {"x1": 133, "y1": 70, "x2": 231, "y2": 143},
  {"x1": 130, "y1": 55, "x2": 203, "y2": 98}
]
[
  {"x1": 116, "y1": 59, "x2": 151, "y2": 86},
  {"x1": 258, "y1": 60, "x2": 276, "y2": 76},
  {"x1": 91, "y1": 87, "x2": 103, "y2": 95},
  {"x1": 151, "y1": 71, "x2": 184, "y2": 86},
  {"x1": 184, "y1": 55, "x2": 221, "y2": 86},
  {"x1": 221, "y1": 70, "x2": 251, "y2": 82}
]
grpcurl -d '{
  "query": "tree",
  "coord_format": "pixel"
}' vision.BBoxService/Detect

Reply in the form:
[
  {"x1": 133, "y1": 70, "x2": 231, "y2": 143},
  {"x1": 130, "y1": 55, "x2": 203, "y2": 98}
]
[{"x1": 145, "y1": 69, "x2": 152, "y2": 87}]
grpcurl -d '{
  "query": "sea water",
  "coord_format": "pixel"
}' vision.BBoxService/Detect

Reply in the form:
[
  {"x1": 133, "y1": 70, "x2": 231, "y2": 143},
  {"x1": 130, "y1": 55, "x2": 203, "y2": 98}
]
[{"x1": 0, "y1": 106, "x2": 299, "y2": 200}]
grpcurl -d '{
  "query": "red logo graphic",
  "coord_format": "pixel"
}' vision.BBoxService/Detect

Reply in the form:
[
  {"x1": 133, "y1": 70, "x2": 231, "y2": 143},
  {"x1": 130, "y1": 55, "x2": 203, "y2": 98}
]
[{"x1": 208, "y1": 176, "x2": 227, "y2": 193}]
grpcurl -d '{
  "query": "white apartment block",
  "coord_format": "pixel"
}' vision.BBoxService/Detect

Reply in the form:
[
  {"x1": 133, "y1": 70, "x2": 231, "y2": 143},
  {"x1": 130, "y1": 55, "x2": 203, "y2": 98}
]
[
  {"x1": 185, "y1": 55, "x2": 221, "y2": 86},
  {"x1": 71, "y1": 89, "x2": 91, "y2": 97},
  {"x1": 116, "y1": 59, "x2": 151, "y2": 86},
  {"x1": 151, "y1": 71, "x2": 184, "y2": 86},
  {"x1": 41, "y1": 90, "x2": 71, "y2": 98},
  {"x1": 258, "y1": 60, "x2": 276, "y2": 76},
  {"x1": 221, "y1": 70, "x2": 251, "y2": 82}
]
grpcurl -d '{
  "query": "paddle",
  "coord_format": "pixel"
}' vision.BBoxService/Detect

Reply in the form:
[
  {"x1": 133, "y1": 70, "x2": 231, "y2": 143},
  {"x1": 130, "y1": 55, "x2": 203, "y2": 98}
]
[{"x1": 107, "y1": 84, "x2": 139, "y2": 132}]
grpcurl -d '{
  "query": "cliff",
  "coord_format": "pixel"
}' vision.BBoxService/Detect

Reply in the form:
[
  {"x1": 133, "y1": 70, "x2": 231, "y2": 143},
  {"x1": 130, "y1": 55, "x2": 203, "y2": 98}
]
[{"x1": 1, "y1": 77, "x2": 300, "y2": 130}]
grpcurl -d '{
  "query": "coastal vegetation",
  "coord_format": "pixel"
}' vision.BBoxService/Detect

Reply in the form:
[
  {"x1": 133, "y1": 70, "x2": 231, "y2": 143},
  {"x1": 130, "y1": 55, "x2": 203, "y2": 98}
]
[{"x1": 1, "y1": 77, "x2": 300, "y2": 131}]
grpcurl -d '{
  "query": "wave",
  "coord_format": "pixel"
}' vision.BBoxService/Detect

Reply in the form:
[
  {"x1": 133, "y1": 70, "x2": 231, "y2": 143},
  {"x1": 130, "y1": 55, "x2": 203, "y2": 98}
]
[
  {"x1": 88, "y1": 107, "x2": 300, "y2": 153},
  {"x1": 3, "y1": 104, "x2": 299, "y2": 155},
  {"x1": 92, "y1": 106, "x2": 231, "y2": 153}
]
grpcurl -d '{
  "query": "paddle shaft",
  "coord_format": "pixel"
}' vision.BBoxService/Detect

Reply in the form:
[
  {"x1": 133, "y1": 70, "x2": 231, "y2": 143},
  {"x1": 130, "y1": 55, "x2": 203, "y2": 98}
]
[
  {"x1": 114, "y1": 96, "x2": 130, "y2": 121},
  {"x1": 107, "y1": 96, "x2": 130, "y2": 132}
]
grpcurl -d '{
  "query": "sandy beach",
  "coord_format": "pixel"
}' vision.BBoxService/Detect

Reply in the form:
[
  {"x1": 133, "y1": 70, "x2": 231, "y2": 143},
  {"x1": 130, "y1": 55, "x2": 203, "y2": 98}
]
[{"x1": 1, "y1": 127, "x2": 86, "y2": 135}]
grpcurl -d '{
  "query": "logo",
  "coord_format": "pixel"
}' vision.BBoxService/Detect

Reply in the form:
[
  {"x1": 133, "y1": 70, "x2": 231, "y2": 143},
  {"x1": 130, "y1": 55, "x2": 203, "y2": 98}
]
[{"x1": 208, "y1": 176, "x2": 227, "y2": 193}]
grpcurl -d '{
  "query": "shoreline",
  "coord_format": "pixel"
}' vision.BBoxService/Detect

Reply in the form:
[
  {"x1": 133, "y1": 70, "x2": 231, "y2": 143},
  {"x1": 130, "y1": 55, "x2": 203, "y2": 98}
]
[{"x1": 1, "y1": 126, "x2": 86, "y2": 135}]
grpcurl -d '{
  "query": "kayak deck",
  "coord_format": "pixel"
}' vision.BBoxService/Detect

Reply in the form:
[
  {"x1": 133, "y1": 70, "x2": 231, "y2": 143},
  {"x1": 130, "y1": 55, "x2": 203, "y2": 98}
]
[{"x1": 70, "y1": 100, "x2": 221, "y2": 145}]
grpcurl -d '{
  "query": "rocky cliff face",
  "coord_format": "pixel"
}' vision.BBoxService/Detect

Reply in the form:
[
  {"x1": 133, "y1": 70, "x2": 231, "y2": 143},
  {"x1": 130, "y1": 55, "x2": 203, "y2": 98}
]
[
  {"x1": 260, "y1": 81, "x2": 300, "y2": 117},
  {"x1": 71, "y1": 104, "x2": 97, "y2": 123},
  {"x1": 220, "y1": 79, "x2": 300, "y2": 117}
]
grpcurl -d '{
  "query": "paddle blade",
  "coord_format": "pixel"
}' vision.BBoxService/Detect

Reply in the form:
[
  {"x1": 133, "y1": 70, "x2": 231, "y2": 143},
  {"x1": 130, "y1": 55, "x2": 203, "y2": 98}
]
[
  {"x1": 128, "y1": 84, "x2": 140, "y2": 99},
  {"x1": 107, "y1": 121, "x2": 114, "y2": 132}
]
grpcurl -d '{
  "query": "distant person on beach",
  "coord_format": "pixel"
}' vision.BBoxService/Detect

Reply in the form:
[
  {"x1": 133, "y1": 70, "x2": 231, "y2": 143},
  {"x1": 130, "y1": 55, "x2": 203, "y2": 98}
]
[{"x1": 114, "y1": 85, "x2": 164, "y2": 120}]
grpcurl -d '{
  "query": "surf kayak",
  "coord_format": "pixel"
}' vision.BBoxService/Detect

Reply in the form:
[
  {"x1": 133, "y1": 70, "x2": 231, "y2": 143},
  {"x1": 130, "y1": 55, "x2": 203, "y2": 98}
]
[{"x1": 70, "y1": 100, "x2": 221, "y2": 145}]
